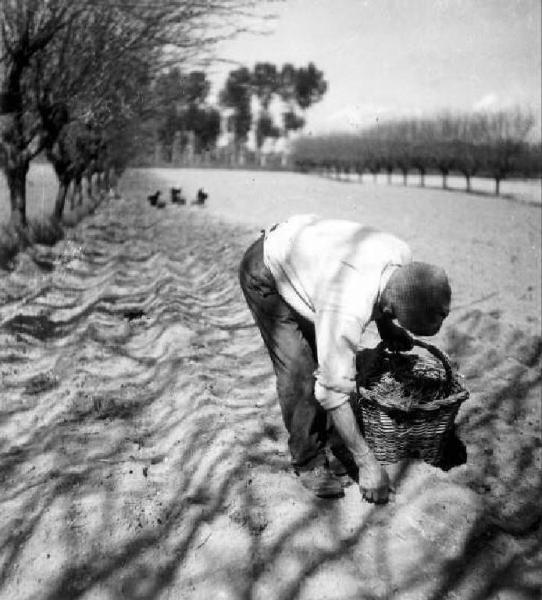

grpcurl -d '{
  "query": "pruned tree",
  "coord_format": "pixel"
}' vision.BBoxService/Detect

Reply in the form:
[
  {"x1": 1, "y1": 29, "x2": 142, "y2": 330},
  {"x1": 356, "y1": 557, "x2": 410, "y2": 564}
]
[
  {"x1": 449, "y1": 113, "x2": 486, "y2": 192},
  {"x1": 424, "y1": 113, "x2": 457, "y2": 189},
  {"x1": 291, "y1": 107, "x2": 539, "y2": 198},
  {"x1": 33, "y1": 2, "x2": 156, "y2": 218},
  {"x1": 1, "y1": 0, "x2": 278, "y2": 228},
  {"x1": 386, "y1": 121, "x2": 412, "y2": 185},
  {"x1": 0, "y1": 0, "x2": 86, "y2": 228},
  {"x1": 45, "y1": 120, "x2": 84, "y2": 213},
  {"x1": 479, "y1": 108, "x2": 535, "y2": 195},
  {"x1": 403, "y1": 119, "x2": 432, "y2": 187}
]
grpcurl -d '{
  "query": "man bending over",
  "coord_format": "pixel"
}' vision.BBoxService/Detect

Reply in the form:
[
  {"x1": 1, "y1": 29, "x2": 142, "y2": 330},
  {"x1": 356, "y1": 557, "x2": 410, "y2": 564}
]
[{"x1": 239, "y1": 214, "x2": 451, "y2": 504}]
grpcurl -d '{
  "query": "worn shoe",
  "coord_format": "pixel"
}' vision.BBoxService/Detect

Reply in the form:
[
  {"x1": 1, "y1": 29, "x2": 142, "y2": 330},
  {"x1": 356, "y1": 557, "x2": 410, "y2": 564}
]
[{"x1": 295, "y1": 465, "x2": 345, "y2": 499}]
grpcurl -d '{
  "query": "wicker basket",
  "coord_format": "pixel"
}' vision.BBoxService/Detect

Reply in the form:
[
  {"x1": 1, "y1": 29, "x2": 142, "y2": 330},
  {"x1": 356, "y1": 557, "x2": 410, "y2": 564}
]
[{"x1": 352, "y1": 339, "x2": 469, "y2": 467}]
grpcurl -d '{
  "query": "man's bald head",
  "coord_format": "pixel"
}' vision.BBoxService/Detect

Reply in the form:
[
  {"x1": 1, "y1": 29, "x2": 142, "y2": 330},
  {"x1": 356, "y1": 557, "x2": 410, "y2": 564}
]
[{"x1": 381, "y1": 262, "x2": 451, "y2": 336}]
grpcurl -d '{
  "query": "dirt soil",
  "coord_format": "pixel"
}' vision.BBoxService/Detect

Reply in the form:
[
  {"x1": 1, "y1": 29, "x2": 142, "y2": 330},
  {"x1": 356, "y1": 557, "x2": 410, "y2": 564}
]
[{"x1": 0, "y1": 168, "x2": 540, "y2": 600}]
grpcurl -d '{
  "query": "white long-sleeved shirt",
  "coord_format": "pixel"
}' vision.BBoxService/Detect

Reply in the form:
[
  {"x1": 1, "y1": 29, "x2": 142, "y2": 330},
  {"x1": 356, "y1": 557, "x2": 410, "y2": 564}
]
[{"x1": 263, "y1": 214, "x2": 412, "y2": 410}]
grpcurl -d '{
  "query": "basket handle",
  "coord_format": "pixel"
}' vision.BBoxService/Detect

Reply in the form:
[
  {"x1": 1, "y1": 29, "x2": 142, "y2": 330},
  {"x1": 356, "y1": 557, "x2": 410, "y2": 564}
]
[{"x1": 376, "y1": 339, "x2": 453, "y2": 390}]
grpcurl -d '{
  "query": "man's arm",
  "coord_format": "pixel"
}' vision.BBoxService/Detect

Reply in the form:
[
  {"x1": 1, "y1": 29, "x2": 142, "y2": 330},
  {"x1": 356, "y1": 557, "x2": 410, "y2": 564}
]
[
  {"x1": 329, "y1": 401, "x2": 391, "y2": 503},
  {"x1": 313, "y1": 308, "x2": 393, "y2": 503}
]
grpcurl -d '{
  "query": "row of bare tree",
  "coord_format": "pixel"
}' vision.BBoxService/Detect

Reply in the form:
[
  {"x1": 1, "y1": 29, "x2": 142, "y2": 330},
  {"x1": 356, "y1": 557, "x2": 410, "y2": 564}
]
[
  {"x1": 292, "y1": 110, "x2": 540, "y2": 195},
  {"x1": 0, "y1": 0, "x2": 269, "y2": 232}
]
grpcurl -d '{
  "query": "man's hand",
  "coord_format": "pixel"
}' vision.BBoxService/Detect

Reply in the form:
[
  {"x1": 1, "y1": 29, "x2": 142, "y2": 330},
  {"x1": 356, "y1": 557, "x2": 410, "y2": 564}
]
[
  {"x1": 358, "y1": 461, "x2": 393, "y2": 504},
  {"x1": 376, "y1": 316, "x2": 413, "y2": 352},
  {"x1": 383, "y1": 326, "x2": 413, "y2": 352},
  {"x1": 329, "y1": 402, "x2": 395, "y2": 505}
]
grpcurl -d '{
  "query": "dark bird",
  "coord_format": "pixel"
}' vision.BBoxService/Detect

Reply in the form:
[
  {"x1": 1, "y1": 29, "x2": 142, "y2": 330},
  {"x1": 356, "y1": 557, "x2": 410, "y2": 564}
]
[
  {"x1": 171, "y1": 187, "x2": 185, "y2": 205},
  {"x1": 147, "y1": 190, "x2": 160, "y2": 206},
  {"x1": 192, "y1": 188, "x2": 208, "y2": 206}
]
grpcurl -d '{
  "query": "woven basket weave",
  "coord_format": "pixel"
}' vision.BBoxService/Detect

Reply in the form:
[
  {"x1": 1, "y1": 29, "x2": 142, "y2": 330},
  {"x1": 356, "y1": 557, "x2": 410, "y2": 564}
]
[{"x1": 352, "y1": 339, "x2": 469, "y2": 466}]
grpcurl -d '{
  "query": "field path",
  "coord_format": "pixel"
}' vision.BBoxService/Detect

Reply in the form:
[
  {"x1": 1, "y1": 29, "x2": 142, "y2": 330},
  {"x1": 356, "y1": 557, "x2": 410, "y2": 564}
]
[{"x1": 0, "y1": 170, "x2": 540, "y2": 599}]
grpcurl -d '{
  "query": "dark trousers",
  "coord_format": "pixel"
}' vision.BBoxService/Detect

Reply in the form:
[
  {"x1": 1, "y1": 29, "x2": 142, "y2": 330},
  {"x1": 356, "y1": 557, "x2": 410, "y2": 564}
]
[{"x1": 239, "y1": 235, "x2": 328, "y2": 470}]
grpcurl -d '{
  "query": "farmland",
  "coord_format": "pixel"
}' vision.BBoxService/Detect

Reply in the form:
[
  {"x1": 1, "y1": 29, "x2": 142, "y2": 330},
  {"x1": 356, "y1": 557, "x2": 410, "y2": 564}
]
[{"x1": 0, "y1": 166, "x2": 540, "y2": 600}]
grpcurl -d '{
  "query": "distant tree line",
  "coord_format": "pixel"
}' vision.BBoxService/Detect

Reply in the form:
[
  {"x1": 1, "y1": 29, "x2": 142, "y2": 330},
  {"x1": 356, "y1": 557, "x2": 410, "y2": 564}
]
[
  {"x1": 292, "y1": 110, "x2": 541, "y2": 195},
  {"x1": 144, "y1": 61, "x2": 327, "y2": 167}
]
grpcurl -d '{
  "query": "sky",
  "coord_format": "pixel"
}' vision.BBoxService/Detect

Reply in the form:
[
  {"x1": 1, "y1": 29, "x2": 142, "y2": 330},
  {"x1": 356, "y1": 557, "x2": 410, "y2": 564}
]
[{"x1": 208, "y1": 0, "x2": 541, "y2": 138}]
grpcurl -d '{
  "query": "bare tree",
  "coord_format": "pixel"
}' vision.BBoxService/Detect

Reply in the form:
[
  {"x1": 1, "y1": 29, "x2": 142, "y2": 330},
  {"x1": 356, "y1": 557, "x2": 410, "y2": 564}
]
[
  {"x1": 31, "y1": 3, "x2": 155, "y2": 218},
  {"x1": 405, "y1": 119, "x2": 433, "y2": 187},
  {"x1": 428, "y1": 113, "x2": 459, "y2": 190},
  {"x1": 1, "y1": 0, "x2": 277, "y2": 228},
  {"x1": 387, "y1": 121, "x2": 412, "y2": 185},
  {"x1": 479, "y1": 108, "x2": 535, "y2": 195},
  {"x1": 445, "y1": 114, "x2": 483, "y2": 192},
  {"x1": 0, "y1": 1, "x2": 85, "y2": 228}
]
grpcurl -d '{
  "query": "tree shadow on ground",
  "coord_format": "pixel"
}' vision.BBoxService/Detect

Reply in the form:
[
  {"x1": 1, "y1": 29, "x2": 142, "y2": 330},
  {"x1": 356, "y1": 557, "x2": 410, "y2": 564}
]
[{"x1": 1, "y1": 194, "x2": 540, "y2": 600}]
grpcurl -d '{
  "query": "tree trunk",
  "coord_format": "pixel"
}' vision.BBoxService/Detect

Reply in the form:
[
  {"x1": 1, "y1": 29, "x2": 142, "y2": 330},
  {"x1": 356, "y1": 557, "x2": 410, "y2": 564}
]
[
  {"x1": 171, "y1": 131, "x2": 182, "y2": 165},
  {"x1": 1, "y1": 59, "x2": 29, "y2": 230},
  {"x1": 419, "y1": 169, "x2": 425, "y2": 187},
  {"x1": 69, "y1": 181, "x2": 77, "y2": 210},
  {"x1": 6, "y1": 160, "x2": 30, "y2": 229},
  {"x1": 237, "y1": 145, "x2": 246, "y2": 166},
  {"x1": 107, "y1": 169, "x2": 117, "y2": 198},
  {"x1": 53, "y1": 179, "x2": 69, "y2": 221},
  {"x1": 495, "y1": 177, "x2": 501, "y2": 196},
  {"x1": 441, "y1": 171, "x2": 448, "y2": 189},
  {"x1": 85, "y1": 170, "x2": 94, "y2": 200},
  {"x1": 74, "y1": 174, "x2": 84, "y2": 206},
  {"x1": 465, "y1": 174, "x2": 471, "y2": 192},
  {"x1": 95, "y1": 171, "x2": 102, "y2": 195},
  {"x1": 402, "y1": 169, "x2": 408, "y2": 186},
  {"x1": 281, "y1": 152, "x2": 288, "y2": 168},
  {"x1": 103, "y1": 168, "x2": 111, "y2": 196},
  {"x1": 386, "y1": 169, "x2": 392, "y2": 184},
  {"x1": 154, "y1": 141, "x2": 162, "y2": 166}
]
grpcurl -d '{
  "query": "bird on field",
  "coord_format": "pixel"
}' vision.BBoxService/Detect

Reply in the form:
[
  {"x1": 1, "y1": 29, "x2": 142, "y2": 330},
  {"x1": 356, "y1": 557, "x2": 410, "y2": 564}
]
[
  {"x1": 147, "y1": 190, "x2": 161, "y2": 206},
  {"x1": 192, "y1": 188, "x2": 208, "y2": 206},
  {"x1": 170, "y1": 187, "x2": 185, "y2": 204}
]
